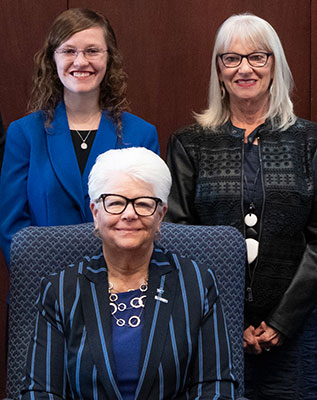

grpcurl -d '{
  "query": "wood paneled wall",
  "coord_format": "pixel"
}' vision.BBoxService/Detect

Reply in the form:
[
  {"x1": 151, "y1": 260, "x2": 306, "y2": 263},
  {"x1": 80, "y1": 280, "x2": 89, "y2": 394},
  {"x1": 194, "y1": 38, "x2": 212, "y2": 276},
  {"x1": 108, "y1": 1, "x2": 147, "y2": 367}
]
[
  {"x1": 0, "y1": 0, "x2": 316, "y2": 157},
  {"x1": 0, "y1": 1, "x2": 66, "y2": 128}
]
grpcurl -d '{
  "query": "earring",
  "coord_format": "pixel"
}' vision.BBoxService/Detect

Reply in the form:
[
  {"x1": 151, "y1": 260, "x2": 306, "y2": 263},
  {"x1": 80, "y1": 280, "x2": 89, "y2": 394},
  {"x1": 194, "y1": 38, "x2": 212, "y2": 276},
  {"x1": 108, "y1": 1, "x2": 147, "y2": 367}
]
[
  {"x1": 93, "y1": 228, "x2": 101, "y2": 238},
  {"x1": 270, "y1": 83, "x2": 274, "y2": 95},
  {"x1": 154, "y1": 229, "x2": 161, "y2": 242},
  {"x1": 220, "y1": 82, "x2": 226, "y2": 99}
]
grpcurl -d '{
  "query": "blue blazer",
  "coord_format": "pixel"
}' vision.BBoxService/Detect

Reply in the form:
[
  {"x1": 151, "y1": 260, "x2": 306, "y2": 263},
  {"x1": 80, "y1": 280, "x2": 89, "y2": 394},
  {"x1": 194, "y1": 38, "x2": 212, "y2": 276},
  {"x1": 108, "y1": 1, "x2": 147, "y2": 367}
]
[
  {"x1": 0, "y1": 103, "x2": 159, "y2": 263},
  {"x1": 21, "y1": 247, "x2": 236, "y2": 399}
]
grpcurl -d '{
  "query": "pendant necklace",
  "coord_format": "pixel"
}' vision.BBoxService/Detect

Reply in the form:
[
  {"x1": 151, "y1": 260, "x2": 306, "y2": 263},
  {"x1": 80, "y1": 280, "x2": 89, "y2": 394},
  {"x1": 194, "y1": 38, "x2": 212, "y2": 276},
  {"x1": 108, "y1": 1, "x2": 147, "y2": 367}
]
[
  {"x1": 75, "y1": 130, "x2": 92, "y2": 150},
  {"x1": 244, "y1": 167, "x2": 260, "y2": 265}
]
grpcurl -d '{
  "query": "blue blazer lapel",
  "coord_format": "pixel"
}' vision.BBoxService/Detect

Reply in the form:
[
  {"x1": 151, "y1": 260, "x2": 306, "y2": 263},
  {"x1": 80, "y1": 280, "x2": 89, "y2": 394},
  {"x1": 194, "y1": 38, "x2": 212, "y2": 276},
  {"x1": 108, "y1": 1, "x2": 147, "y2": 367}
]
[
  {"x1": 82, "y1": 111, "x2": 118, "y2": 183},
  {"x1": 135, "y1": 247, "x2": 178, "y2": 400},
  {"x1": 46, "y1": 102, "x2": 86, "y2": 216},
  {"x1": 47, "y1": 106, "x2": 120, "y2": 220},
  {"x1": 80, "y1": 253, "x2": 123, "y2": 399}
]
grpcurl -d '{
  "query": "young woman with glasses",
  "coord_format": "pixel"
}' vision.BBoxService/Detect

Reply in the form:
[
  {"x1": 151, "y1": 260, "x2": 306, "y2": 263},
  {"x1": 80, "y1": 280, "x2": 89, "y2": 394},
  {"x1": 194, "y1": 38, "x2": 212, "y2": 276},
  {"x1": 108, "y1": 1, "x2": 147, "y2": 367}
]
[
  {"x1": 165, "y1": 13, "x2": 317, "y2": 399},
  {"x1": 0, "y1": 8, "x2": 159, "y2": 265}
]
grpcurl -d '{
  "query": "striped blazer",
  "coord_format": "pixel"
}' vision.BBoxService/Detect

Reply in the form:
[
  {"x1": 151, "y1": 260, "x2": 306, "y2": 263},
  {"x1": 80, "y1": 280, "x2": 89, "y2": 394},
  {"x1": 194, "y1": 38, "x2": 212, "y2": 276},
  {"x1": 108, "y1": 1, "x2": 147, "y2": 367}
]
[{"x1": 21, "y1": 246, "x2": 236, "y2": 399}]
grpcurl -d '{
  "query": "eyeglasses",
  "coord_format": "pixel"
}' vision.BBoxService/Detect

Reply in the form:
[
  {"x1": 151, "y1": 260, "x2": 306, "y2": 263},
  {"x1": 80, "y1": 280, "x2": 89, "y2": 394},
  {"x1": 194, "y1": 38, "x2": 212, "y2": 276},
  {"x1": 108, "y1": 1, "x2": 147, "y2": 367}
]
[
  {"x1": 218, "y1": 52, "x2": 272, "y2": 68},
  {"x1": 54, "y1": 47, "x2": 108, "y2": 60},
  {"x1": 97, "y1": 194, "x2": 162, "y2": 216}
]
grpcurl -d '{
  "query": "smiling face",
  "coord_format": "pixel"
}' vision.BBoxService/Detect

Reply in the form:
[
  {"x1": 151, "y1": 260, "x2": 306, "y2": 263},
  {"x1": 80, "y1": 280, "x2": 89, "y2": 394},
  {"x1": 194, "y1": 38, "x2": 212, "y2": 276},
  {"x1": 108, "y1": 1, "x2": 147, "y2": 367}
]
[
  {"x1": 218, "y1": 39, "x2": 274, "y2": 106},
  {"x1": 90, "y1": 174, "x2": 167, "y2": 256},
  {"x1": 54, "y1": 26, "x2": 108, "y2": 98}
]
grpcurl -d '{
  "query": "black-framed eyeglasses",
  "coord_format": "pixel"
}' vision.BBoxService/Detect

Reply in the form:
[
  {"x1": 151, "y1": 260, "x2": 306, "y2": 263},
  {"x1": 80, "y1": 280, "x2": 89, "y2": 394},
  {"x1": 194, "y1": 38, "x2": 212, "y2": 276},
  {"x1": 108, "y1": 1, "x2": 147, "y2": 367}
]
[
  {"x1": 218, "y1": 52, "x2": 272, "y2": 68},
  {"x1": 97, "y1": 194, "x2": 162, "y2": 216}
]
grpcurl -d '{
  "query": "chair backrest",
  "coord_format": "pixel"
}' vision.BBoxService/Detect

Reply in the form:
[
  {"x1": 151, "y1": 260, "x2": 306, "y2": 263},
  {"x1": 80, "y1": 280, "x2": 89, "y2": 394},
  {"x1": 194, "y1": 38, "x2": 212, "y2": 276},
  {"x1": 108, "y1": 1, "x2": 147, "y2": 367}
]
[{"x1": 7, "y1": 222, "x2": 245, "y2": 399}]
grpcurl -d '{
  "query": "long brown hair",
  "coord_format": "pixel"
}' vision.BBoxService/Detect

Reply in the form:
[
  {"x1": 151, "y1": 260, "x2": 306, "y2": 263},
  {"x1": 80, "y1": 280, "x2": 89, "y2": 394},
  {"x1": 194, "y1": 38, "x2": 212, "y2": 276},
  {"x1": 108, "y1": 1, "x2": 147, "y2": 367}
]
[{"x1": 28, "y1": 8, "x2": 129, "y2": 136}]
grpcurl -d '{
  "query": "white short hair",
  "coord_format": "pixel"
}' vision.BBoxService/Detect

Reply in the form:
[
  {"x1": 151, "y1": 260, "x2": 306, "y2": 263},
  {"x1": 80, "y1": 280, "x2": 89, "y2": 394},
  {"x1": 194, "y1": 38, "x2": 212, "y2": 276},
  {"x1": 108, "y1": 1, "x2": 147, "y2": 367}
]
[
  {"x1": 88, "y1": 147, "x2": 172, "y2": 204},
  {"x1": 195, "y1": 13, "x2": 296, "y2": 131}
]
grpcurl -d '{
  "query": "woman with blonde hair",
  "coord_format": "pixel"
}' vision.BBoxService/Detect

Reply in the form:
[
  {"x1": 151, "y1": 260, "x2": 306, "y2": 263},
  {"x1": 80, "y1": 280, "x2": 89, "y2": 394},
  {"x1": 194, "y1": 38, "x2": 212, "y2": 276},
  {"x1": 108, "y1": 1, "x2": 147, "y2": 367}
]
[{"x1": 166, "y1": 13, "x2": 317, "y2": 399}]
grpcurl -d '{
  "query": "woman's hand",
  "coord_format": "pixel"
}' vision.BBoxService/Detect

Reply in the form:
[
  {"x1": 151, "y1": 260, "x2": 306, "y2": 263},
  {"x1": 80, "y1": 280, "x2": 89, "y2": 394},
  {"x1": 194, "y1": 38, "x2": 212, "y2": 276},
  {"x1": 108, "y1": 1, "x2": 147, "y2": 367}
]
[
  {"x1": 255, "y1": 321, "x2": 285, "y2": 352},
  {"x1": 243, "y1": 325, "x2": 263, "y2": 355}
]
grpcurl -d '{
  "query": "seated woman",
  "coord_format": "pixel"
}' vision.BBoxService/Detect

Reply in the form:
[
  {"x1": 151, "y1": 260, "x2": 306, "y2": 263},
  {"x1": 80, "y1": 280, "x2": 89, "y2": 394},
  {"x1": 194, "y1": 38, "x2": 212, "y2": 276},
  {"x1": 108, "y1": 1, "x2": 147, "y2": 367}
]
[
  {"x1": 0, "y1": 8, "x2": 159, "y2": 265},
  {"x1": 20, "y1": 147, "x2": 236, "y2": 399}
]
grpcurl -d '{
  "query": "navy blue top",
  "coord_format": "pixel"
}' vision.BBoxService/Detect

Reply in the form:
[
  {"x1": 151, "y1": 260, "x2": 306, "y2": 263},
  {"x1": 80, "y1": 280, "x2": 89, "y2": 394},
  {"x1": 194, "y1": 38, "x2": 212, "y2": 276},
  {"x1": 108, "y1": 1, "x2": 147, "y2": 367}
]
[
  {"x1": 112, "y1": 289, "x2": 143, "y2": 400},
  {"x1": 243, "y1": 142, "x2": 262, "y2": 218}
]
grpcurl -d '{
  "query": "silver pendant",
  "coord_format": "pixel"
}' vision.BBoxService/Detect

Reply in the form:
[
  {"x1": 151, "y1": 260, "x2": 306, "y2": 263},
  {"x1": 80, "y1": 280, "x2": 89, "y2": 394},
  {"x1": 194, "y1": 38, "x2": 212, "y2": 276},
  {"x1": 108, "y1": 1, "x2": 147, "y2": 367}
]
[
  {"x1": 128, "y1": 315, "x2": 141, "y2": 328},
  {"x1": 140, "y1": 283, "x2": 148, "y2": 292},
  {"x1": 109, "y1": 302, "x2": 117, "y2": 315},
  {"x1": 118, "y1": 303, "x2": 127, "y2": 312},
  {"x1": 244, "y1": 213, "x2": 257, "y2": 227},
  {"x1": 246, "y1": 238, "x2": 259, "y2": 263},
  {"x1": 81, "y1": 142, "x2": 88, "y2": 150},
  {"x1": 139, "y1": 295, "x2": 146, "y2": 307},
  {"x1": 116, "y1": 318, "x2": 125, "y2": 327},
  {"x1": 130, "y1": 297, "x2": 143, "y2": 308},
  {"x1": 109, "y1": 293, "x2": 118, "y2": 302}
]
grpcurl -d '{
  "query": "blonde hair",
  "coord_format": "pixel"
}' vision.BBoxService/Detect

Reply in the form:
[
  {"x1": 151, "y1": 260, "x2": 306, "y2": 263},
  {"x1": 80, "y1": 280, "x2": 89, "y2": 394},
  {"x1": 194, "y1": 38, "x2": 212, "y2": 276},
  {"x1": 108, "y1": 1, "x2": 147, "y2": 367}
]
[{"x1": 195, "y1": 13, "x2": 296, "y2": 131}]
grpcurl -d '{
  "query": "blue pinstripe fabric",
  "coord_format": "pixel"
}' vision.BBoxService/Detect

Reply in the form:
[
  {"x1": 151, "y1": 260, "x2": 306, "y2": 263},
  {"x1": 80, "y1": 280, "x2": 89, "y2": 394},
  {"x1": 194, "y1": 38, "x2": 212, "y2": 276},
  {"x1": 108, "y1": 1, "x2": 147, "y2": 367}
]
[
  {"x1": 192, "y1": 260, "x2": 205, "y2": 315},
  {"x1": 89, "y1": 281, "x2": 122, "y2": 399},
  {"x1": 63, "y1": 341, "x2": 67, "y2": 398},
  {"x1": 78, "y1": 261, "x2": 84, "y2": 275},
  {"x1": 42, "y1": 283, "x2": 51, "y2": 308},
  {"x1": 76, "y1": 327, "x2": 86, "y2": 398},
  {"x1": 9, "y1": 223, "x2": 245, "y2": 398},
  {"x1": 59, "y1": 272, "x2": 65, "y2": 325},
  {"x1": 197, "y1": 328, "x2": 204, "y2": 396},
  {"x1": 213, "y1": 303, "x2": 221, "y2": 380},
  {"x1": 55, "y1": 301, "x2": 63, "y2": 333},
  {"x1": 46, "y1": 323, "x2": 51, "y2": 392},
  {"x1": 172, "y1": 253, "x2": 193, "y2": 390},
  {"x1": 169, "y1": 317, "x2": 180, "y2": 392},
  {"x1": 29, "y1": 314, "x2": 39, "y2": 390},
  {"x1": 70, "y1": 280, "x2": 80, "y2": 329},
  {"x1": 135, "y1": 274, "x2": 165, "y2": 398},
  {"x1": 20, "y1": 246, "x2": 236, "y2": 399},
  {"x1": 92, "y1": 365, "x2": 97, "y2": 400},
  {"x1": 158, "y1": 363, "x2": 164, "y2": 400}
]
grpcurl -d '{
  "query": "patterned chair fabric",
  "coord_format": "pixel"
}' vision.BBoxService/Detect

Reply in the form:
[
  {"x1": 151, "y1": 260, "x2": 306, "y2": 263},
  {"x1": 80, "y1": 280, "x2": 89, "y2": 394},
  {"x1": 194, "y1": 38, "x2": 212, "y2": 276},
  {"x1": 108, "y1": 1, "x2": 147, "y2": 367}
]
[{"x1": 7, "y1": 222, "x2": 246, "y2": 399}]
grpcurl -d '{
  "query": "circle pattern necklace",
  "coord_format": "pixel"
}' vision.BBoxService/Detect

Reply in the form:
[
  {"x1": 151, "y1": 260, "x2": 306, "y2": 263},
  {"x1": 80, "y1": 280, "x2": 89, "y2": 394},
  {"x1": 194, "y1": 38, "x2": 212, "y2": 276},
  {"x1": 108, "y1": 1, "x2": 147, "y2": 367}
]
[{"x1": 108, "y1": 280, "x2": 148, "y2": 328}]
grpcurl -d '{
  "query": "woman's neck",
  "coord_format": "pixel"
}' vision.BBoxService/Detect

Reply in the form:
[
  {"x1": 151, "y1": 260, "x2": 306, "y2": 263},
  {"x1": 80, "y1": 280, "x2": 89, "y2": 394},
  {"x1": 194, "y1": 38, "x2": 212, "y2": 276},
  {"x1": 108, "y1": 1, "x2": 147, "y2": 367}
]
[
  {"x1": 104, "y1": 246, "x2": 153, "y2": 292},
  {"x1": 230, "y1": 96, "x2": 269, "y2": 136},
  {"x1": 64, "y1": 91, "x2": 101, "y2": 130}
]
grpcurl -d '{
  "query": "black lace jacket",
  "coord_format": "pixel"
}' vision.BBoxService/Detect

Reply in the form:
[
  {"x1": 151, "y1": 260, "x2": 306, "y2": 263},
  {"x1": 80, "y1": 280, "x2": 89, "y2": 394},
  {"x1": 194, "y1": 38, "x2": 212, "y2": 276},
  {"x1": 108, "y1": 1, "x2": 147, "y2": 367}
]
[{"x1": 165, "y1": 118, "x2": 317, "y2": 337}]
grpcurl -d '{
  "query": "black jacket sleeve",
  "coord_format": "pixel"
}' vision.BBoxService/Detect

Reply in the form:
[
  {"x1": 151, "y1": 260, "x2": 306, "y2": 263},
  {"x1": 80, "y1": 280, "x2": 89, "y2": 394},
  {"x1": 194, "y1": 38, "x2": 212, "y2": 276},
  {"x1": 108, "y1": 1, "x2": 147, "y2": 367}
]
[
  {"x1": 267, "y1": 148, "x2": 317, "y2": 337},
  {"x1": 165, "y1": 134, "x2": 199, "y2": 224}
]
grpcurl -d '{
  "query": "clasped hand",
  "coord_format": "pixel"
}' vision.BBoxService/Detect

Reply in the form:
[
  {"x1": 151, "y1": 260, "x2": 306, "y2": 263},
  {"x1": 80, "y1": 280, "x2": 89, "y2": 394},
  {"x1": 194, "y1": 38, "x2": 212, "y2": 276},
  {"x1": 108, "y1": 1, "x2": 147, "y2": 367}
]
[{"x1": 243, "y1": 321, "x2": 285, "y2": 355}]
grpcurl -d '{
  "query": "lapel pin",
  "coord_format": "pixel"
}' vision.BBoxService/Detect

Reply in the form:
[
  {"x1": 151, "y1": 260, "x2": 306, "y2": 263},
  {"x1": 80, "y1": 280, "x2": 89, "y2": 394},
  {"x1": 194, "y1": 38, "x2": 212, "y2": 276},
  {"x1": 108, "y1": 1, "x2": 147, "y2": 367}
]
[
  {"x1": 155, "y1": 288, "x2": 168, "y2": 303},
  {"x1": 154, "y1": 295, "x2": 168, "y2": 303}
]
